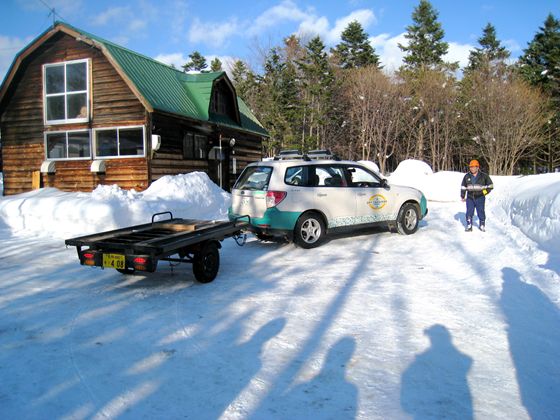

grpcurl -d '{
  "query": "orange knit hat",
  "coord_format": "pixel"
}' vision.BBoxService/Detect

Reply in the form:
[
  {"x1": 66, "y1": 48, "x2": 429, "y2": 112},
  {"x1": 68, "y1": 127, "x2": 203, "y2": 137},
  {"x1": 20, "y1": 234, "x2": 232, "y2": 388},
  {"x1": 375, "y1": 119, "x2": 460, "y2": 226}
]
[{"x1": 469, "y1": 159, "x2": 480, "y2": 167}]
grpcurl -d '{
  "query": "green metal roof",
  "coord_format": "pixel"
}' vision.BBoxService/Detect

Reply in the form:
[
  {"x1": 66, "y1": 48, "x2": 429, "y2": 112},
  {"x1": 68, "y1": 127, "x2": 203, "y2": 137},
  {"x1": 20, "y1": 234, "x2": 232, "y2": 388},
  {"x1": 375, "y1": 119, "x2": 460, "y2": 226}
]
[{"x1": 2, "y1": 22, "x2": 268, "y2": 137}]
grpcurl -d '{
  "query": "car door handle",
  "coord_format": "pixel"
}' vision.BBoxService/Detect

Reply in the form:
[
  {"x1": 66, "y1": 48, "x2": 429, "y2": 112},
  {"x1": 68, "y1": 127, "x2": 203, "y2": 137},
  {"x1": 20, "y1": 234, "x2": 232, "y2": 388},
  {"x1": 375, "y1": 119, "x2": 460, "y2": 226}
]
[
  {"x1": 317, "y1": 193, "x2": 327, "y2": 197},
  {"x1": 357, "y1": 193, "x2": 367, "y2": 196}
]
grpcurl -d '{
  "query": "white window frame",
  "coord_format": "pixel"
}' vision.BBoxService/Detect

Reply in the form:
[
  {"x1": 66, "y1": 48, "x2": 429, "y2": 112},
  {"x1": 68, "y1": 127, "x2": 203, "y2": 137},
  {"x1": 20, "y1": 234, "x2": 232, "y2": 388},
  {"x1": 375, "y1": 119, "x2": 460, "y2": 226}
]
[
  {"x1": 43, "y1": 58, "x2": 90, "y2": 125},
  {"x1": 93, "y1": 125, "x2": 146, "y2": 159},
  {"x1": 44, "y1": 129, "x2": 92, "y2": 161}
]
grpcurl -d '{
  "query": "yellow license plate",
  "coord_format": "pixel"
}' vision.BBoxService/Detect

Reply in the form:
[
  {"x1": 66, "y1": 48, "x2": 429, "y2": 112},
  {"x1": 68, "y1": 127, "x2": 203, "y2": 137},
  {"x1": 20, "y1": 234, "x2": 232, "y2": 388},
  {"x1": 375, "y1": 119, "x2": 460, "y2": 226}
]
[{"x1": 103, "y1": 253, "x2": 125, "y2": 269}]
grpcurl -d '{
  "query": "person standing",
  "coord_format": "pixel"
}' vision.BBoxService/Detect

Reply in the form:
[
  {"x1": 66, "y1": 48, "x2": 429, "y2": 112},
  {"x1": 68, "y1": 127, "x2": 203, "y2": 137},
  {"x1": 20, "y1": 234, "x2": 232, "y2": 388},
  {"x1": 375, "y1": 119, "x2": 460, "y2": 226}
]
[{"x1": 461, "y1": 160, "x2": 494, "y2": 231}]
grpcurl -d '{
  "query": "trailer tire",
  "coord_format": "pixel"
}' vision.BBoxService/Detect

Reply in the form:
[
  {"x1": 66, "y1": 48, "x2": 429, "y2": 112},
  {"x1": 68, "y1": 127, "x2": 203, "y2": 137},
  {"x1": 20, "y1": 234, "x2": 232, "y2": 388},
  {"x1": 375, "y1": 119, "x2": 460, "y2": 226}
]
[
  {"x1": 193, "y1": 241, "x2": 220, "y2": 283},
  {"x1": 117, "y1": 268, "x2": 136, "y2": 275}
]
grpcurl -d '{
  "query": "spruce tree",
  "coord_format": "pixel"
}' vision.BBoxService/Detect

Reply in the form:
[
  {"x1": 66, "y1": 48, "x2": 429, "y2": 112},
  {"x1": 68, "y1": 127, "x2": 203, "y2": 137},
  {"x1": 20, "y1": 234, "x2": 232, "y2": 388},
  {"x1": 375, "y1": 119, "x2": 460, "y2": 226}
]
[
  {"x1": 399, "y1": 0, "x2": 449, "y2": 70},
  {"x1": 332, "y1": 20, "x2": 380, "y2": 69},
  {"x1": 210, "y1": 58, "x2": 223, "y2": 72},
  {"x1": 518, "y1": 14, "x2": 560, "y2": 172},
  {"x1": 519, "y1": 14, "x2": 560, "y2": 95},
  {"x1": 298, "y1": 36, "x2": 335, "y2": 150},
  {"x1": 182, "y1": 51, "x2": 208, "y2": 72},
  {"x1": 467, "y1": 23, "x2": 510, "y2": 71}
]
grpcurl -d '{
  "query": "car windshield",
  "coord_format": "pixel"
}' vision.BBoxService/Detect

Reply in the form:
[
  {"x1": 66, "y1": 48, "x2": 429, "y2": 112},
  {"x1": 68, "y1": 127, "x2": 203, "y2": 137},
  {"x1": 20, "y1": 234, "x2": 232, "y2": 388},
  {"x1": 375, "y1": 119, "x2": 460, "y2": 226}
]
[{"x1": 234, "y1": 166, "x2": 273, "y2": 191}]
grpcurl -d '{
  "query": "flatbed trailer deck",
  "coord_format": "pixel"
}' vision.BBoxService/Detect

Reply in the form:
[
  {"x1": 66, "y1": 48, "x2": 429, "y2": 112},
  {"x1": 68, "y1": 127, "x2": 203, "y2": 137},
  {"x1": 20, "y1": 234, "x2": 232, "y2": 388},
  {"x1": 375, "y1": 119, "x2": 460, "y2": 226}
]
[{"x1": 65, "y1": 212, "x2": 248, "y2": 283}]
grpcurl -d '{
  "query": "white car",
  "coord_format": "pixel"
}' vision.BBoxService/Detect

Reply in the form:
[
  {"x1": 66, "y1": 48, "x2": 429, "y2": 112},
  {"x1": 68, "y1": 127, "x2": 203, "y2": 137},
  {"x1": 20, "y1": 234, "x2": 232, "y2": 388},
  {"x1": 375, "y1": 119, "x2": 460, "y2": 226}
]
[{"x1": 229, "y1": 151, "x2": 428, "y2": 248}]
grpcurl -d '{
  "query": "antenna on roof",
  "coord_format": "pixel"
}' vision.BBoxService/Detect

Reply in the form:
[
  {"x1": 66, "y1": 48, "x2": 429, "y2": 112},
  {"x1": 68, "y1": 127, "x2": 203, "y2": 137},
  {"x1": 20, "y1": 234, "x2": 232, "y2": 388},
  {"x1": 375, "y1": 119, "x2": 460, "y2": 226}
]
[{"x1": 38, "y1": 0, "x2": 64, "y2": 26}]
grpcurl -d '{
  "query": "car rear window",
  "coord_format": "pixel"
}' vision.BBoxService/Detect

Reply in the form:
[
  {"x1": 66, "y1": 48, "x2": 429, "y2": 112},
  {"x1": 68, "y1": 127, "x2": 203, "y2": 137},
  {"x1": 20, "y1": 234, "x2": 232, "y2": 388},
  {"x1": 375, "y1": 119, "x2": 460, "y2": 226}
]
[{"x1": 234, "y1": 166, "x2": 273, "y2": 191}]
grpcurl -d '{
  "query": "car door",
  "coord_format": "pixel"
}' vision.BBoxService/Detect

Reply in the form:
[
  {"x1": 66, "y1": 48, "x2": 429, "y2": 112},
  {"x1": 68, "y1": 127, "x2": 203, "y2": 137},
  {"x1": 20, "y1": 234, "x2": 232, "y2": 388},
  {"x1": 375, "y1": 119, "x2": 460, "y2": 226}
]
[
  {"x1": 310, "y1": 164, "x2": 356, "y2": 228},
  {"x1": 347, "y1": 165, "x2": 397, "y2": 224}
]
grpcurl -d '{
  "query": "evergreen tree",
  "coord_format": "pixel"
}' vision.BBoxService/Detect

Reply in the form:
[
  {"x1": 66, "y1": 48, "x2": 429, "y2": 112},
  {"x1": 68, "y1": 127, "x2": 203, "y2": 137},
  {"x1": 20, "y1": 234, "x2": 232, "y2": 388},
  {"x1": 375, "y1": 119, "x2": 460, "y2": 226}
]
[
  {"x1": 182, "y1": 51, "x2": 208, "y2": 72},
  {"x1": 231, "y1": 60, "x2": 256, "y2": 100},
  {"x1": 518, "y1": 14, "x2": 560, "y2": 172},
  {"x1": 298, "y1": 36, "x2": 335, "y2": 150},
  {"x1": 467, "y1": 23, "x2": 510, "y2": 71},
  {"x1": 210, "y1": 57, "x2": 223, "y2": 72},
  {"x1": 399, "y1": 0, "x2": 449, "y2": 70},
  {"x1": 519, "y1": 14, "x2": 560, "y2": 95},
  {"x1": 331, "y1": 20, "x2": 380, "y2": 69}
]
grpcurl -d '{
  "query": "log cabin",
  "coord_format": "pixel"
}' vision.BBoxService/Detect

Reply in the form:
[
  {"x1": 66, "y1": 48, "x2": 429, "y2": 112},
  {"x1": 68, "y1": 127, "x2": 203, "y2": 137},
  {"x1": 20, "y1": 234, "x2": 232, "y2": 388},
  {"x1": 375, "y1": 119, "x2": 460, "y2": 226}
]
[{"x1": 0, "y1": 22, "x2": 268, "y2": 196}]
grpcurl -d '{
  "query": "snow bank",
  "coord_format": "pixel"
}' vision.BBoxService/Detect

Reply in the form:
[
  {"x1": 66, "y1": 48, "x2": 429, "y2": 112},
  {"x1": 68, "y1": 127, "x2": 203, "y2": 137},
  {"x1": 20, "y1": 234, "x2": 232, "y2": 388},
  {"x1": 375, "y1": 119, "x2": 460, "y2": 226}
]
[
  {"x1": 492, "y1": 173, "x2": 560, "y2": 254},
  {"x1": 387, "y1": 159, "x2": 560, "y2": 256},
  {"x1": 388, "y1": 159, "x2": 463, "y2": 202},
  {"x1": 0, "y1": 172, "x2": 230, "y2": 239}
]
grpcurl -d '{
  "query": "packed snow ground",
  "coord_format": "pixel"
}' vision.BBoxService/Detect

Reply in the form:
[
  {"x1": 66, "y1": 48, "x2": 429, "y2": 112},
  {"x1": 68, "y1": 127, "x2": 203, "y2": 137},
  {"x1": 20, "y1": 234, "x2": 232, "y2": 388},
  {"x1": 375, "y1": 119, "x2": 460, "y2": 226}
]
[{"x1": 0, "y1": 164, "x2": 559, "y2": 419}]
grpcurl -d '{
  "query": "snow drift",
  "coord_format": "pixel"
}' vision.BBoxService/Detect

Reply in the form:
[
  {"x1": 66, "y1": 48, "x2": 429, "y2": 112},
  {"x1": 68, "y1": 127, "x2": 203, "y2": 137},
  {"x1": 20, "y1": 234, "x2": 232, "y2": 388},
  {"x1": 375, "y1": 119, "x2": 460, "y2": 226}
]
[{"x1": 0, "y1": 172, "x2": 230, "y2": 238}]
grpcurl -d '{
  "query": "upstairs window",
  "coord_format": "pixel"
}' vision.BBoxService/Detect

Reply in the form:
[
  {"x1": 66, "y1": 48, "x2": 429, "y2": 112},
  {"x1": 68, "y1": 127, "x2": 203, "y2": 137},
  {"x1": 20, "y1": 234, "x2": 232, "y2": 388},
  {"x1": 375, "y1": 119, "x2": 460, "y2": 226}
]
[
  {"x1": 210, "y1": 79, "x2": 238, "y2": 123},
  {"x1": 44, "y1": 59, "x2": 89, "y2": 124}
]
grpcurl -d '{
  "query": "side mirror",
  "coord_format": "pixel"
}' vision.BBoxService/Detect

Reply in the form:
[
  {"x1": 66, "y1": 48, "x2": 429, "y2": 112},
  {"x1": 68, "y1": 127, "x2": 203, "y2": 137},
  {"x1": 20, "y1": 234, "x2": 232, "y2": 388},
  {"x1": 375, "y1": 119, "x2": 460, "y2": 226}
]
[{"x1": 381, "y1": 178, "x2": 389, "y2": 188}]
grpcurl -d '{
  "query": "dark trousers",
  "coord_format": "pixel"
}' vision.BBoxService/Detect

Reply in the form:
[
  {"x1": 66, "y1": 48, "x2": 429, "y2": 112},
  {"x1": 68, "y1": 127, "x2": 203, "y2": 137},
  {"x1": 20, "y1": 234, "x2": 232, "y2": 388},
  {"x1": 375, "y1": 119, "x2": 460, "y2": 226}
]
[{"x1": 466, "y1": 195, "x2": 486, "y2": 225}]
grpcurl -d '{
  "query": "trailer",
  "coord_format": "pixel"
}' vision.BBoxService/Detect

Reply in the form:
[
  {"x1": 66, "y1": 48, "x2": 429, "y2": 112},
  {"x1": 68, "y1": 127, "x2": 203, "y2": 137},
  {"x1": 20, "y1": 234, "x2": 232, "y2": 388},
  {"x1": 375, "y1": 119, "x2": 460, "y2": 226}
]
[{"x1": 65, "y1": 212, "x2": 248, "y2": 283}]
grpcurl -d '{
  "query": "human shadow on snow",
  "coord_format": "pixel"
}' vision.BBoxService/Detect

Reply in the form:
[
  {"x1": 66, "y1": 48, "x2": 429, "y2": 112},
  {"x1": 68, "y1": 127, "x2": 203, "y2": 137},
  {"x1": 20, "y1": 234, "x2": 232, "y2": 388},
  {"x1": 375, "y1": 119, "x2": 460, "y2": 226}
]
[
  {"x1": 276, "y1": 337, "x2": 358, "y2": 419},
  {"x1": 400, "y1": 324, "x2": 473, "y2": 419},
  {"x1": 500, "y1": 267, "x2": 560, "y2": 419}
]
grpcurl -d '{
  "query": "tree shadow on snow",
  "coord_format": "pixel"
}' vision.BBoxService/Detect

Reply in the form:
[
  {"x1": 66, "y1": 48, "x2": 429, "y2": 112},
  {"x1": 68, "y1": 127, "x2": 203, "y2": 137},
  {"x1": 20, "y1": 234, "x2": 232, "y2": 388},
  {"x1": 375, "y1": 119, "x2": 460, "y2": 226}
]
[
  {"x1": 400, "y1": 324, "x2": 473, "y2": 419},
  {"x1": 500, "y1": 267, "x2": 560, "y2": 418}
]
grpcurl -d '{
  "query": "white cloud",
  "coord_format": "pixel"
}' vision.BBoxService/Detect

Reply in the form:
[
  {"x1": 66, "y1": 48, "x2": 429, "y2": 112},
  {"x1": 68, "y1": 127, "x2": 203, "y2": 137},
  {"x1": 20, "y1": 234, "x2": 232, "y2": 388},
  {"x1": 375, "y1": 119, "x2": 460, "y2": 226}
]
[
  {"x1": 188, "y1": 17, "x2": 239, "y2": 47},
  {"x1": 295, "y1": 8, "x2": 376, "y2": 45},
  {"x1": 92, "y1": 6, "x2": 131, "y2": 26},
  {"x1": 249, "y1": 0, "x2": 311, "y2": 36},
  {"x1": 369, "y1": 32, "x2": 407, "y2": 72},
  {"x1": 0, "y1": 35, "x2": 32, "y2": 83},
  {"x1": 445, "y1": 41, "x2": 474, "y2": 69},
  {"x1": 154, "y1": 53, "x2": 189, "y2": 69}
]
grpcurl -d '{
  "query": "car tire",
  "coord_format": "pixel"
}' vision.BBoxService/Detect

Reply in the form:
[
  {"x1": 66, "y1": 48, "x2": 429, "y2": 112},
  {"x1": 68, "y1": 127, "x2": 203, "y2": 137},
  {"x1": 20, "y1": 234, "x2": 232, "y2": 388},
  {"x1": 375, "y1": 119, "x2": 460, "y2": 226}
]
[
  {"x1": 294, "y1": 212, "x2": 325, "y2": 248},
  {"x1": 193, "y1": 241, "x2": 220, "y2": 283},
  {"x1": 397, "y1": 203, "x2": 420, "y2": 235}
]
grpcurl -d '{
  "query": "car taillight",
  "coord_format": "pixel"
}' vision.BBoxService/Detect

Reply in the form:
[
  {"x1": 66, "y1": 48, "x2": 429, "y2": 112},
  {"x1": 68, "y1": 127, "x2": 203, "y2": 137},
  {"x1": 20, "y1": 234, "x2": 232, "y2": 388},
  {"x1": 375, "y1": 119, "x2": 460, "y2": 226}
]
[
  {"x1": 83, "y1": 252, "x2": 95, "y2": 259},
  {"x1": 266, "y1": 191, "x2": 287, "y2": 208},
  {"x1": 133, "y1": 257, "x2": 147, "y2": 264}
]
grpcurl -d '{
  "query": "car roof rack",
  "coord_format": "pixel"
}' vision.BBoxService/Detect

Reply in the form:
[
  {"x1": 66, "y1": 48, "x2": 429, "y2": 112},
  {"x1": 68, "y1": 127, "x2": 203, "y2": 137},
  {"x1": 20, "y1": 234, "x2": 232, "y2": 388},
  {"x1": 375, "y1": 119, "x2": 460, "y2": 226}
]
[
  {"x1": 273, "y1": 149, "x2": 341, "y2": 161},
  {"x1": 305, "y1": 149, "x2": 341, "y2": 161},
  {"x1": 274, "y1": 150, "x2": 303, "y2": 160}
]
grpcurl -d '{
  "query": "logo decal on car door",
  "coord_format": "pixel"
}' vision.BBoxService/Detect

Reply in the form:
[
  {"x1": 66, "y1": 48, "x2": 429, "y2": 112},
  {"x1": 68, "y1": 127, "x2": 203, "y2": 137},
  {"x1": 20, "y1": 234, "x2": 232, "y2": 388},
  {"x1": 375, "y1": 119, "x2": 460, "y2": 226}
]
[{"x1": 367, "y1": 194, "x2": 387, "y2": 210}]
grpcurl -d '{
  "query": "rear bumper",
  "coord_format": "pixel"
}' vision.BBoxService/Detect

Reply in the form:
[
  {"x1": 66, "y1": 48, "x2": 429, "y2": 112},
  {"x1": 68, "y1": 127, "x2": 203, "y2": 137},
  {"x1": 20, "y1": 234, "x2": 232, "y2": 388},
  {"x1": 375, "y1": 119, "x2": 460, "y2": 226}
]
[{"x1": 228, "y1": 207, "x2": 300, "y2": 233}]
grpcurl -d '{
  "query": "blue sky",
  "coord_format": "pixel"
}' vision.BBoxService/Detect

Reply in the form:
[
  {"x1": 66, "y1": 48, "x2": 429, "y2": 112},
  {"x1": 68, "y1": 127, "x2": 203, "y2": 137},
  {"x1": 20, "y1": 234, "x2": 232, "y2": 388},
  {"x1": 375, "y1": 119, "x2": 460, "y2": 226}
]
[{"x1": 1, "y1": 0, "x2": 559, "y2": 81}]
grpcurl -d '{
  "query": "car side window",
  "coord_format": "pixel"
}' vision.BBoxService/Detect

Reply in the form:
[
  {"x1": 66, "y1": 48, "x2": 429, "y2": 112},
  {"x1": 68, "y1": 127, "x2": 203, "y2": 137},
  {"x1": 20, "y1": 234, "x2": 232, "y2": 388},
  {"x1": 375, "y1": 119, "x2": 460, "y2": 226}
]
[
  {"x1": 312, "y1": 165, "x2": 347, "y2": 187},
  {"x1": 285, "y1": 166, "x2": 307, "y2": 186},
  {"x1": 347, "y1": 166, "x2": 382, "y2": 187}
]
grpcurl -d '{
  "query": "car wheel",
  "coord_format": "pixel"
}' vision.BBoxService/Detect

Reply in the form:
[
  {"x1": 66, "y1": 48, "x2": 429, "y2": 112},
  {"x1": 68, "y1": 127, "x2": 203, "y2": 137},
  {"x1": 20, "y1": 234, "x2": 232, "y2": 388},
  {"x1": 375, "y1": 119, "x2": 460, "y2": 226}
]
[
  {"x1": 294, "y1": 212, "x2": 325, "y2": 248},
  {"x1": 397, "y1": 203, "x2": 420, "y2": 235},
  {"x1": 193, "y1": 241, "x2": 220, "y2": 283}
]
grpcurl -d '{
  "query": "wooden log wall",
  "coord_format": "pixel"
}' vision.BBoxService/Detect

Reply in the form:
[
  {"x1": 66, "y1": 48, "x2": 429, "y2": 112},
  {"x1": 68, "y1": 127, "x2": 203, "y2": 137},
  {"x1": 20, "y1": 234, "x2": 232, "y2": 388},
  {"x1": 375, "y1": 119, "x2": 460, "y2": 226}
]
[
  {"x1": 0, "y1": 32, "x2": 148, "y2": 195},
  {"x1": 151, "y1": 113, "x2": 210, "y2": 180}
]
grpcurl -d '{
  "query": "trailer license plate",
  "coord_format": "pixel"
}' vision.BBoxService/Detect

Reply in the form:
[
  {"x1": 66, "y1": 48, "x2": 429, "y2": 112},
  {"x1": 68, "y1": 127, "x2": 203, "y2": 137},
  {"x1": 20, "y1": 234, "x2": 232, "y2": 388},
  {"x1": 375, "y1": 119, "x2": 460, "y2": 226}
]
[{"x1": 103, "y1": 253, "x2": 125, "y2": 269}]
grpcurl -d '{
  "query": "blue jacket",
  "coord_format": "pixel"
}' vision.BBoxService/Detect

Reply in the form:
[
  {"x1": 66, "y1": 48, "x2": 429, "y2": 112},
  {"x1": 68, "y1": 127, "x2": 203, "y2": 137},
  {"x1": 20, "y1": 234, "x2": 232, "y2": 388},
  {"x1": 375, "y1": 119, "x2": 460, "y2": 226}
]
[{"x1": 461, "y1": 171, "x2": 493, "y2": 199}]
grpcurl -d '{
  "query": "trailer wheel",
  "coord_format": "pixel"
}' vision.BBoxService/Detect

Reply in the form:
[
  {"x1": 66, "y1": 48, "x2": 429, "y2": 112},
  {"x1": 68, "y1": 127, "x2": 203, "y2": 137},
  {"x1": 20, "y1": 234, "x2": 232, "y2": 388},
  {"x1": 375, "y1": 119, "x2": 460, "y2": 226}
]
[
  {"x1": 193, "y1": 241, "x2": 220, "y2": 283},
  {"x1": 117, "y1": 267, "x2": 136, "y2": 275}
]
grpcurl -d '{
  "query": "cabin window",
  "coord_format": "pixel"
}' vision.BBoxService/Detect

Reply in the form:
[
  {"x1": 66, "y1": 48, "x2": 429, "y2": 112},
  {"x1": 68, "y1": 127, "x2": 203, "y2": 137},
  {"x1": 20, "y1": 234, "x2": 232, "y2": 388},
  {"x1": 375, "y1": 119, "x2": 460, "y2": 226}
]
[
  {"x1": 94, "y1": 126, "x2": 145, "y2": 158},
  {"x1": 43, "y1": 59, "x2": 89, "y2": 124},
  {"x1": 45, "y1": 130, "x2": 91, "y2": 160},
  {"x1": 183, "y1": 132, "x2": 208, "y2": 159}
]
